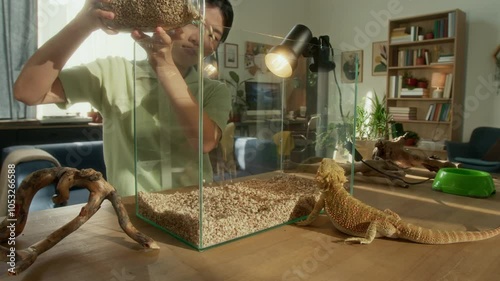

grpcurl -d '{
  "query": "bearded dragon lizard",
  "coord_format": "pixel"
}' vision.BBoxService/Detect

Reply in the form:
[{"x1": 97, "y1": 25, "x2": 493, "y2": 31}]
[{"x1": 297, "y1": 158, "x2": 500, "y2": 244}]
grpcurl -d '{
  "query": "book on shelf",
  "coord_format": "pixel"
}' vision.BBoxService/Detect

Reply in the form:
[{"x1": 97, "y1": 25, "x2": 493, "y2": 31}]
[
  {"x1": 400, "y1": 88, "x2": 429, "y2": 97},
  {"x1": 442, "y1": 73, "x2": 453, "y2": 99},
  {"x1": 391, "y1": 115, "x2": 417, "y2": 121},
  {"x1": 389, "y1": 75, "x2": 403, "y2": 98},
  {"x1": 432, "y1": 12, "x2": 456, "y2": 39},
  {"x1": 390, "y1": 25, "x2": 422, "y2": 43},
  {"x1": 448, "y1": 11, "x2": 456, "y2": 37},
  {"x1": 424, "y1": 50, "x2": 431, "y2": 65},
  {"x1": 437, "y1": 55, "x2": 454, "y2": 62},
  {"x1": 430, "y1": 61, "x2": 454, "y2": 65},
  {"x1": 425, "y1": 103, "x2": 451, "y2": 121},
  {"x1": 388, "y1": 106, "x2": 417, "y2": 113},
  {"x1": 396, "y1": 48, "x2": 431, "y2": 66},
  {"x1": 433, "y1": 18, "x2": 449, "y2": 38},
  {"x1": 389, "y1": 107, "x2": 417, "y2": 121},
  {"x1": 391, "y1": 34, "x2": 412, "y2": 43},
  {"x1": 409, "y1": 26, "x2": 422, "y2": 41},
  {"x1": 391, "y1": 27, "x2": 410, "y2": 36}
]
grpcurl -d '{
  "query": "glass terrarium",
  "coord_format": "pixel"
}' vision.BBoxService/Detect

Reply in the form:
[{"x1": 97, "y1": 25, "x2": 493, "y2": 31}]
[{"x1": 133, "y1": 6, "x2": 358, "y2": 250}]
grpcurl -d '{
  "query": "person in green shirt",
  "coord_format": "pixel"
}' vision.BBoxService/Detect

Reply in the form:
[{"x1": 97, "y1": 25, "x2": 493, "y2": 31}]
[{"x1": 14, "y1": 0, "x2": 234, "y2": 196}]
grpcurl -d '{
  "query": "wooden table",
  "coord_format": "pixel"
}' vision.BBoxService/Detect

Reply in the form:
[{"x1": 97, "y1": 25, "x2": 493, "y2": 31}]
[{"x1": 2, "y1": 173, "x2": 500, "y2": 281}]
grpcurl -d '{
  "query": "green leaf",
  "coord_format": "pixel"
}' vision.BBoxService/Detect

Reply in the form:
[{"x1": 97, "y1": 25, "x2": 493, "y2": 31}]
[{"x1": 229, "y1": 71, "x2": 240, "y2": 84}]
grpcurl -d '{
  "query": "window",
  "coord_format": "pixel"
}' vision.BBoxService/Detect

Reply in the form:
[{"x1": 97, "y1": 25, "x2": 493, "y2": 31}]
[{"x1": 36, "y1": 0, "x2": 137, "y2": 118}]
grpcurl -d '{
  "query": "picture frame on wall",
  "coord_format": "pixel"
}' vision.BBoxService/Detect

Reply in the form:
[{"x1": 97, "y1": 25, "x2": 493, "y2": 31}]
[
  {"x1": 372, "y1": 41, "x2": 388, "y2": 76},
  {"x1": 224, "y1": 43, "x2": 238, "y2": 68},
  {"x1": 341, "y1": 50, "x2": 363, "y2": 83}
]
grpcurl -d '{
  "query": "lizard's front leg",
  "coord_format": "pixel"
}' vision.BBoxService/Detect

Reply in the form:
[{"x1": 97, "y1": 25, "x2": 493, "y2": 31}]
[
  {"x1": 344, "y1": 220, "x2": 398, "y2": 244},
  {"x1": 296, "y1": 193, "x2": 325, "y2": 226}
]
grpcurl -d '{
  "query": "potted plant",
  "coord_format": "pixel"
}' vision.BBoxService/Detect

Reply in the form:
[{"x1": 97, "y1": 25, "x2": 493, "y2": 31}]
[
  {"x1": 402, "y1": 71, "x2": 417, "y2": 89},
  {"x1": 403, "y1": 130, "x2": 420, "y2": 146},
  {"x1": 223, "y1": 71, "x2": 251, "y2": 122},
  {"x1": 354, "y1": 94, "x2": 392, "y2": 160},
  {"x1": 315, "y1": 116, "x2": 354, "y2": 159},
  {"x1": 417, "y1": 77, "x2": 428, "y2": 89}
]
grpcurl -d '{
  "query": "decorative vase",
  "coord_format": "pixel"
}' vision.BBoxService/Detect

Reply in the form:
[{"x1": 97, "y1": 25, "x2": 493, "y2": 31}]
[{"x1": 417, "y1": 81, "x2": 428, "y2": 89}]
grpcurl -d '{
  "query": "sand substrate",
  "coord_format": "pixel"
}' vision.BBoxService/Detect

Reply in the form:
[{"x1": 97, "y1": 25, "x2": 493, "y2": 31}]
[{"x1": 137, "y1": 174, "x2": 320, "y2": 247}]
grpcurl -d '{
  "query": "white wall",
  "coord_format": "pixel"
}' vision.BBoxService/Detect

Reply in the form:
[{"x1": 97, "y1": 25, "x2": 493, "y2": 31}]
[
  {"x1": 36, "y1": 0, "x2": 499, "y2": 139},
  {"x1": 230, "y1": 0, "x2": 500, "y2": 140}
]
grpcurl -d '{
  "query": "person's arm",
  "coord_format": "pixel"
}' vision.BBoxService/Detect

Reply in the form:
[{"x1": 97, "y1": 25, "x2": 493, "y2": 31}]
[
  {"x1": 157, "y1": 68, "x2": 222, "y2": 153},
  {"x1": 132, "y1": 27, "x2": 223, "y2": 153},
  {"x1": 14, "y1": 0, "x2": 115, "y2": 106}
]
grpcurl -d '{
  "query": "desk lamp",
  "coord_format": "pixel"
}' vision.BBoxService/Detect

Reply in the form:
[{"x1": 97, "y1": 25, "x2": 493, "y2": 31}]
[{"x1": 264, "y1": 24, "x2": 335, "y2": 78}]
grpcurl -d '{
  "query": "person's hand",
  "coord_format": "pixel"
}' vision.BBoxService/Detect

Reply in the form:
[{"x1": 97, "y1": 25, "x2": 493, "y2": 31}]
[
  {"x1": 74, "y1": 0, "x2": 118, "y2": 35},
  {"x1": 131, "y1": 27, "x2": 181, "y2": 70}
]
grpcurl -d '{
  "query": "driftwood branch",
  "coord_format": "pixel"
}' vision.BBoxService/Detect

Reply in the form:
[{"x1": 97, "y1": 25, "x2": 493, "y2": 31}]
[
  {"x1": 372, "y1": 136, "x2": 457, "y2": 172},
  {"x1": 284, "y1": 157, "x2": 409, "y2": 187},
  {"x1": 0, "y1": 167, "x2": 159, "y2": 276}
]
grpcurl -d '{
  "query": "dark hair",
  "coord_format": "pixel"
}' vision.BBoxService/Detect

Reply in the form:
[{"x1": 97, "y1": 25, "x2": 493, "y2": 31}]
[{"x1": 206, "y1": 0, "x2": 234, "y2": 43}]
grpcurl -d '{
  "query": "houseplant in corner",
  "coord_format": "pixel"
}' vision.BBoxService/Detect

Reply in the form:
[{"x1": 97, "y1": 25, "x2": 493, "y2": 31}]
[
  {"x1": 223, "y1": 71, "x2": 251, "y2": 122},
  {"x1": 355, "y1": 94, "x2": 391, "y2": 160}
]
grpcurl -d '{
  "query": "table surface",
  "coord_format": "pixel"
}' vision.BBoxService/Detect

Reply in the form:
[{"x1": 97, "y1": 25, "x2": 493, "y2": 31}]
[{"x1": 2, "y1": 172, "x2": 500, "y2": 281}]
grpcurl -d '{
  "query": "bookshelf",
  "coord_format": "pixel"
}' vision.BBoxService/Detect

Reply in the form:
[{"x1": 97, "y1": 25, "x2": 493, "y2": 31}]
[{"x1": 386, "y1": 9, "x2": 466, "y2": 157}]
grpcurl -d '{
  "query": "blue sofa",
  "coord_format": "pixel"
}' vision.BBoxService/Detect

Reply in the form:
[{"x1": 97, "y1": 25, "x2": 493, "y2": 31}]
[
  {"x1": 445, "y1": 127, "x2": 500, "y2": 173},
  {"x1": 1, "y1": 141, "x2": 106, "y2": 214},
  {"x1": 211, "y1": 137, "x2": 279, "y2": 181},
  {"x1": 1, "y1": 137, "x2": 279, "y2": 214}
]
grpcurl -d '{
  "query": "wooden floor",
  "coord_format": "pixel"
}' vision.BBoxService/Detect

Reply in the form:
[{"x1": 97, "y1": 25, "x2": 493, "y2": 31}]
[{"x1": 1, "y1": 171, "x2": 500, "y2": 281}]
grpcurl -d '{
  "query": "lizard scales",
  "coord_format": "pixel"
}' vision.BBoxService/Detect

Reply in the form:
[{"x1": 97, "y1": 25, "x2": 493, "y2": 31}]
[{"x1": 299, "y1": 159, "x2": 500, "y2": 244}]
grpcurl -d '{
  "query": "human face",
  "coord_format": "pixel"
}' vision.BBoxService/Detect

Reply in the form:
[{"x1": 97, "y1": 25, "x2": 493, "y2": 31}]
[{"x1": 171, "y1": 6, "x2": 224, "y2": 69}]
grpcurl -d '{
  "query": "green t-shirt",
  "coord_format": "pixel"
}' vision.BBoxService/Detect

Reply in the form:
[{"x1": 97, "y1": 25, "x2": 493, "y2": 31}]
[{"x1": 59, "y1": 57, "x2": 231, "y2": 196}]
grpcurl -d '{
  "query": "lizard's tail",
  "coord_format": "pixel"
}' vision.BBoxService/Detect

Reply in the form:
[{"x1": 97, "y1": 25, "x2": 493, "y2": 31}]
[{"x1": 398, "y1": 222, "x2": 500, "y2": 244}]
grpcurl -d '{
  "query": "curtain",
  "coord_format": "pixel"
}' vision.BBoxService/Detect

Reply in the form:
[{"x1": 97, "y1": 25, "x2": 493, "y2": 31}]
[{"x1": 0, "y1": 0, "x2": 36, "y2": 120}]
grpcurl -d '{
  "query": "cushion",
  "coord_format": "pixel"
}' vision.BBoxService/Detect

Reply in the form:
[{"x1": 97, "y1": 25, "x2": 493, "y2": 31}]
[
  {"x1": 455, "y1": 157, "x2": 500, "y2": 167},
  {"x1": 482, "y1": 139, "x2": 500, "y2": 161}
]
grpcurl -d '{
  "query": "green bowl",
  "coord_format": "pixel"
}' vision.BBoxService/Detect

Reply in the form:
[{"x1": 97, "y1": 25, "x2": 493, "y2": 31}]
[{"x1": 432, "y1": 168, "x2": 496, "y2": 198}]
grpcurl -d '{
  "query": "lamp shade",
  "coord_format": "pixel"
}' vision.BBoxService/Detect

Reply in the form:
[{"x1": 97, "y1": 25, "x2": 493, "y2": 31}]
[
  {"x1": 265, "y1": 24, "x2": 313, "y2": 78},
  {"x1": 431, "y1": 72, "x2": 446, "y2": 88}
]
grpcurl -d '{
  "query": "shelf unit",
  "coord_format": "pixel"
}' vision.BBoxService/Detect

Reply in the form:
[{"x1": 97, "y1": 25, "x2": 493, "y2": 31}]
[{"x1": 386, "y1": 9, "x2": 466, "y2": 155}]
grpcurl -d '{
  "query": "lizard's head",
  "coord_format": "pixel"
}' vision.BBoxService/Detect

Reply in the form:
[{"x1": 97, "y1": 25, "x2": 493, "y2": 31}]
[{"x1": 315, "y1": 158, "x2": 347, "y2": 191}]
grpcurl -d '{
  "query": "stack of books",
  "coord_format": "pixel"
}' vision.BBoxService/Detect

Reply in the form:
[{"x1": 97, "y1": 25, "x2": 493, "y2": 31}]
[
  {"x1": 389, "y1": 107, "x2": 417, "y2": 121},
  {"x1": 390, "y1": 27, "x2": 411, "y2": 43},
  {"x1": 437, "y1": 54, "x2": 454, "y2": 63},
  {"x1": 400, "y1": 88, "x2": 429, "y2": 98}
]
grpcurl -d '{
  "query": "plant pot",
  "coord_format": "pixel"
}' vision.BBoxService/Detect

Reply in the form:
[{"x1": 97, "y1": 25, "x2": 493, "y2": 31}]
[
  {"x1": 417, "y1": 81, "x2": 428, "y2": 89},
  {"x1": 355, "y1": 140, "x2": 378, "y2": 160},
  {"x1": 404, "y1": 139, "x2": 416, "y2": 146},
  {"x1": 416, "y1": 57, "x2": 425, "y2": 65},
  {"x1": 405, "y1": 78, "x2": 418, "y2": 87}
]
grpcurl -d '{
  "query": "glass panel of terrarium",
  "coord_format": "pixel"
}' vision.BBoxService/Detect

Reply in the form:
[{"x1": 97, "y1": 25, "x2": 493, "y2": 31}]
[
  {"x1": 133, "y1": 9, "x2": 358, "y2": 250},
  {"x1": 133, "y1": 0, "x2": 206, "y2": 249}
]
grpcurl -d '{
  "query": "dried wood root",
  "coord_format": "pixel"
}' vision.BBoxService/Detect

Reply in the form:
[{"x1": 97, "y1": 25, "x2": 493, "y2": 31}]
[
  {"x1": 373, "y1": 136, "x2": 457, "y2": 172},
  {"x1": 0, "y1": 167, "x2": 159, "y2": 276}
]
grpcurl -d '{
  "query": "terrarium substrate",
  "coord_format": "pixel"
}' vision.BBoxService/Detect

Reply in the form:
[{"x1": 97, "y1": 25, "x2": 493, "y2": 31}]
[
  {"x1": 99, "y1": 0, "x2": 200, "y2": 31},
  {"x1": 138, "y1": 174, "x2": 320, "y2": 247}
]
